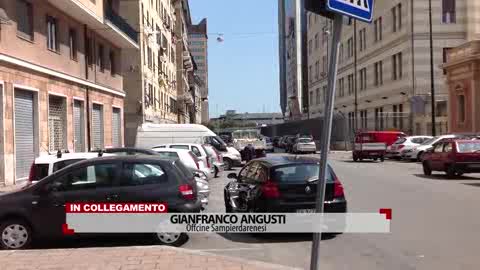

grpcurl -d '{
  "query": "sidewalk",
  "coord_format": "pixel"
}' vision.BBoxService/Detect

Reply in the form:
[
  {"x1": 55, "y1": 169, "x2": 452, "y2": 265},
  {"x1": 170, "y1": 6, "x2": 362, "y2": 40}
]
[{"x1": 0, "y1": 246, "x2": 301, "y2": 270}]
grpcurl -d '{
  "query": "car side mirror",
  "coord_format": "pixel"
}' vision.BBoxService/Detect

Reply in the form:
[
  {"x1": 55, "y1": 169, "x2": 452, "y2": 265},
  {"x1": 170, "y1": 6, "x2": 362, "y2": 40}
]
[
  {"x1": 42, "y1": 181, "x2": 65, "y2": 194},
  {"x1": 227, "y1": 173, "x2": 237, "y2": 179}
]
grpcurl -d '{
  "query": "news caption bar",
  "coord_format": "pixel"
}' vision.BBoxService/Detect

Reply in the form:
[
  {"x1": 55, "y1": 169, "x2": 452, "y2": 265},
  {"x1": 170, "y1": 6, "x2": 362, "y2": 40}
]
[{"x1": 64, "y1": 203, "x2": 392, "y2": 234}]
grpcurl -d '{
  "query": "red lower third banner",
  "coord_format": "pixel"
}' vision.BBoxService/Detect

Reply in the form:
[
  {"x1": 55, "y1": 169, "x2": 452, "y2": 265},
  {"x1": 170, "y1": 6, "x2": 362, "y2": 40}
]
[{"x1": 64, "y1": 203, "x2": 391, "y2": 234}]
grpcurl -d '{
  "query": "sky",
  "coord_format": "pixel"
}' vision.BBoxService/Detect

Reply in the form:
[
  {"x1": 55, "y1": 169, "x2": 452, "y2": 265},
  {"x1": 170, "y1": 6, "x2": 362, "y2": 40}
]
[{"x1": 189, "y1": 0, "x2": 280, "y2": 118}]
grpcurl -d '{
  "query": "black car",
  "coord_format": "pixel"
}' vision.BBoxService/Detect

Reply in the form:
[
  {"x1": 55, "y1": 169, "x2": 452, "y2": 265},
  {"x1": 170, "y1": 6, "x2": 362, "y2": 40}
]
[
  {"x1": 0, "y1": 156, "x2": 202, "y2": 250},
  {"x1": 224, "y1": 156, "x2": 347, "y2": 213}
]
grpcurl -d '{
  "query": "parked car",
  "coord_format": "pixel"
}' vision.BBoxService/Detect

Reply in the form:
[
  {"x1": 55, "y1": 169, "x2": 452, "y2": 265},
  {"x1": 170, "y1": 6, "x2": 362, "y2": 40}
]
[
  {"x1": 292, "y1": 137, "x2": 317, "y2": 154},
  {"x1": 202, "y1": 144, "x2": 225, "y2": 178},
  {"x1": 29, "y1": 151, "x2": 113, "y2": 182},
  {"x1": 422, "y1": 138, "x2": 480, "y2": 178},
  {"x1": 152, "y1": 148, "x2": 209, "y2": 177},
  {"x1": 224, "y1": 156, "x2": 347, "y2": 214},
  {"x1": 153, "y1": 143, "x2": 215, "y2": 180},
  {"x1": 0, "y1": 156, "x2": 202, "y2": 249},
  {"x1": 386, "y1": 136, "x2": 433, "y2": 159},
  {"x1": 265, "y1": 137, "x2": 274, "y2": 153},
  {"x1": 402, "y1": 135, "x2": 457, "y2": 161},
  {"x1": 353, "y1": 131, "x2": 406, "y2": 162},
  {"x1": 277, "y1": 136, "x2": 288, "y2": 149}
]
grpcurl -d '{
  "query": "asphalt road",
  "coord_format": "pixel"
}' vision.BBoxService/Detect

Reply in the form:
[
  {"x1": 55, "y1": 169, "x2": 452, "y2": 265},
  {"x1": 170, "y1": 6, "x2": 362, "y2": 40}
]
[
  {"x1": 26, "y1": 151, "x2": 480, "y2": 270},
  {"x1": 184, "y1": 151, "x2": 480, "y2": 270}
]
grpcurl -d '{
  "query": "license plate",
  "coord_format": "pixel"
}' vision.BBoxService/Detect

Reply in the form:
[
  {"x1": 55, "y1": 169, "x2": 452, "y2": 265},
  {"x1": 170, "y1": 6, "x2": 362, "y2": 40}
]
[{"x1": 296, "y1": 209, "x2": 315, "y2": 213}]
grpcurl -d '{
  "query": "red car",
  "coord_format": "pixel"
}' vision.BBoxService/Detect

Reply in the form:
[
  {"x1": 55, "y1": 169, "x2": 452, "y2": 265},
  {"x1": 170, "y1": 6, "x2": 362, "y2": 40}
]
[{"x1": 422, "y1": 138, "x2": 480, "y2": 178}]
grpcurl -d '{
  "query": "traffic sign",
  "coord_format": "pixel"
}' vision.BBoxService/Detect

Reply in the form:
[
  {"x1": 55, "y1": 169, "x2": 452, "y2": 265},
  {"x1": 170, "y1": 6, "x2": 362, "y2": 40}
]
[{"x1": 326, "y1": 0, "x2": 375, "y2": 23}]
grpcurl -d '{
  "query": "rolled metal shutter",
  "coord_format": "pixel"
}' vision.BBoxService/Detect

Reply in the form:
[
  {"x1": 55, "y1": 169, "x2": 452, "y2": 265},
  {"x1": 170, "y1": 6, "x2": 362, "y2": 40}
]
[
  {"x1": 92, "y1": 104, "x2": 103, "y2": 150},
  {"x1": 15, "y1": 90, "x2": 35, "y2": 180},
  {"x1": 73, "y1": 100, "x2": 85, "y2": 152},
  {"x1": 112, "y1": 107, "x2": 121, "y2": 147}
]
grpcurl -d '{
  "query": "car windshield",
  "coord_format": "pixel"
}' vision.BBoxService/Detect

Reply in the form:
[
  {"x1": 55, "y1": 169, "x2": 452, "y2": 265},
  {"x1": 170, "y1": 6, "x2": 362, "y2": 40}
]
[
  {"x1": 421, "y1": 137, "x2": 438, "y2": 145},
  {"x1": 393, "y1": 138, "x2": 407, "y2": 144},
  {"x1": 456, "y1": 142, "x2": 480, "y2": 153},
  {"x1": 273, "y1": 164, "x2": 333, "y2": 183}
]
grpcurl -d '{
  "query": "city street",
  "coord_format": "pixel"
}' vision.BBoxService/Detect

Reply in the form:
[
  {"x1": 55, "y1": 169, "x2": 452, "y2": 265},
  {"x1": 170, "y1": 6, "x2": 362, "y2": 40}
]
[
  {"x1": 5, "y1": 151, "x2": 480, "y2": 270},
  {"x1": 184, "y1": 152, "x2": 480, "y2": 270}
]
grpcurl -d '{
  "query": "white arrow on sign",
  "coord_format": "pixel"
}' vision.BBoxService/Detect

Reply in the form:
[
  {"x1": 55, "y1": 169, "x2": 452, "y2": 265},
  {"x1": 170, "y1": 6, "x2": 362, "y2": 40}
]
[{"x1": 336, "y1": 0, "x2": 370, "y2": 12}]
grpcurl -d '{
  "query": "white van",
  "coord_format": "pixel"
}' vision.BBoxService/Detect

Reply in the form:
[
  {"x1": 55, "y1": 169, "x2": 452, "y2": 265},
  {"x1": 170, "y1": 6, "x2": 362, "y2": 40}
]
[{"x1": 136, "y1": 123, "x2": 242, "y2": 170}]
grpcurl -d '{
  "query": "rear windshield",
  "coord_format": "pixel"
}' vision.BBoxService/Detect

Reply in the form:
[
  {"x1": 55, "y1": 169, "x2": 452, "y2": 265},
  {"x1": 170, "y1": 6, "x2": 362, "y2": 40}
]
[
  {"x1": 456, "y1": 142, "x2": 480, "y2": 153},
  {"x1": 53, "y1": 159, "x2": 85, "y2": 173},
  {"x1": 170, "y1": 145, "x2": 190, "y2": 150},
  {"x1": 394, "y1": 138, "x2": 407, "y2": 144},
  {"x1": 298, "y1": 138, "x2": 313, "y2": 143},
  {"x1": 273, "y1": 164, "x2": 333, "y2": 183},
  {"x1": 156, "y1": 152, "x2": 180, "y2": 159},
  {"x1": 32, "y1": 164, "x2": 49, "y2": 181}
]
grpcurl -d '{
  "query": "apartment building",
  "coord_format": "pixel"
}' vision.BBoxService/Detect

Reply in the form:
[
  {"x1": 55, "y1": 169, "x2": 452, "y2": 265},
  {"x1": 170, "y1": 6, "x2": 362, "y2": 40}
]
[
  {"x1": 188, "y1": 18, "x2": 209, "y2": 124},
  {"x1": 119, "y1": 0, "x2": 178, "y2": 146},
  {"x1": 304, "y1": 0, "x2": 478, "y2": 135},
  {"x1": 0, "y1": 0, "x2": 138, "y2": 185},
  {"x1": 174, "y1": 0, "x2": 195, "y2": 124}
]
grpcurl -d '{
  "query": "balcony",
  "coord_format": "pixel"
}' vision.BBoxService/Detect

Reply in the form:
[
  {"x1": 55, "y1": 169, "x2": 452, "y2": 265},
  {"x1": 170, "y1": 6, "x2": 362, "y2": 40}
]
[{"x1": 105, "y1": 7, "x2": 139, "y2": 46}]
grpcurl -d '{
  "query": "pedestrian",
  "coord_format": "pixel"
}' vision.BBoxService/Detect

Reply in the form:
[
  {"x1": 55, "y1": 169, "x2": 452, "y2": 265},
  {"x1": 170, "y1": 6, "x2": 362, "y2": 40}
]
[{"x1": 244, "y1": 144, "x2": 256, "y2": 162}]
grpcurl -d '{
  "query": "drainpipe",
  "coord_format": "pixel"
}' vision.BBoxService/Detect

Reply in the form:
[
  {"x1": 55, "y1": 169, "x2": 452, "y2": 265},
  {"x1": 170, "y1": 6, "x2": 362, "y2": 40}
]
[{"x1": 84, "y1": 24, "x2": 91, "y2": 151}]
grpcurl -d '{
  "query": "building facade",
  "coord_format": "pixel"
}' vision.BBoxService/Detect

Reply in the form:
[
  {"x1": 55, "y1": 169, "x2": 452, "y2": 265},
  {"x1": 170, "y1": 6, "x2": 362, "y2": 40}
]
[
  {"x1": 0, "y1": 0, "x2": 138, "y2": 185},
  {"x1": 281, "y1": 0, "x2": 480, "y2": 135},
  {"x1": 278, "y1": 0, "x2": 309, "y2": 121},
  {"x1": 173, "y1": 0, "x2": 195, "y2": 124},
  {"x1": 119, "y1": 0, "x2": 178, "y2": 146},
  {"x1": 188, "y1": 18, "x2": 209, "y2": 124}
]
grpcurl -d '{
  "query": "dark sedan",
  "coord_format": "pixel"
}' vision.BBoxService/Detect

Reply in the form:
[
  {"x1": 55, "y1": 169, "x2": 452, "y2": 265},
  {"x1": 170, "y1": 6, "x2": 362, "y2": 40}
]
[
  {"x1": 0, "y1": 156, "x2": 202, "y2": 249},
  {"x1": 224, "y1": 156, "x2": 347, "y2": 214}
]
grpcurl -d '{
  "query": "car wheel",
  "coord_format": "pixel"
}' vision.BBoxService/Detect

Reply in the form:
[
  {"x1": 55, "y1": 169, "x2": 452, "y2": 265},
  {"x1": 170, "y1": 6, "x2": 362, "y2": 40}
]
[
  {"x1": 446, "y1": 165, "x2": 456, "y2": 179},
  {"x1": 456, "y1": 172, "x2": 464, "y2": 177},
  {"x1": 380, "y1": 157, "x2": 385, "y2": 162},
  {"x1": 423, "y1": 162, "x2": 432, "y2": 176},
  {"x1": 0, "y1": 219, "x2": 32, "y2": 250},
  {"x1": 224, "y1": 158, "x2": 233, "y2": 171},
  {"x1": 373, "y1": 158, "x2": 378, "y2": 161},
  {"x1": 154, "y1": 232, "x2": 188, "y2": 247}
]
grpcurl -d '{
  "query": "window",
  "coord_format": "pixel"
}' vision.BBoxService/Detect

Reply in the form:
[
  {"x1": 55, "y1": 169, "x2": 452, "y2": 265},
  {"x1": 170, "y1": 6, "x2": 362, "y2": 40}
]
[
  {"x1": 374, "y1": 61, "x2": 383, "y2": 86},
  {"x1": 338, "y1": 78, "x2": 345, "y2": 97},
  {"x1": 46, "y1": 16, "x2": 59, "y2": 52},
  {"x1": 309, "y1": 65, "x2": 313, "y2": 83},
  {"x1": 359, "y1": 68, "x2": 367, "y2": 91},
  {"x1": 322, "y1": 56, "x2": 327, "y2": 74},
  {"x1": 98, "y1": 44, "x2": 105, "y2": 71},
  {"x1": 392, "y1": 3, "x2": 402, "y2": 32},
  {"x1": 347, "y1": 37, "x2": 354, "y2": 58},
  {"x1": 147, "y1": 46, "x2": 153, "y2": 69},
  {"x1": 109, "y1": 51, "x2": 116, "y2": 75},
  {"x1": 392, "y1": 52, "x2": 403, "y2": 80},
  {"x1": 68, "y1": 29, "x2": 78, "y2": 60},
  {"x1": 48, "y1": 95, "x2": 67, "y2": 152},
  {"x1": 86, "y1": 38, "x2": 93, "y2": 66},
  {"x1": 457, "y1": 94, "x2": 465, "y2": 122},
  {"x1": 309, "y1": 91, "x2": 314, "y2": 106},
  {"x1": 347, "y1": 74, "x2": 354, "y2": 95},
  {"x1": 191, "y1": 146, "x2": 202, "y2": 157},
  {"x1": 323, "y1": 86, "x2": 327, "y2": 102},
  {"x1": 17, "y1": 0, "x2": 34, "y2": 41},
  {"x1": 316, "y1": 88, "x2": 320, "y2": 105},
  {"x1": 309, "y1": 39, "x2": 313, "y2": 55},
  {"x1": 339, "y1": 44, "x2": 344, "y2": 62},
  {"x1": 433, "y1": 143, "x2": 444, "y2": 153},
  {"x1": 315, "y1": 33, "x2": 319, "y2": 49},
  {"x1": 442, "y1": 0, "x2": 456, "y2": 23},
  {"x1": 374, "y1": 17, "x2": 383, "y2": 42},
  {"x1": 443, "y1": 48, "x2": 453, "y2": 74},
  {"x1": 359, "y1": 28, "x2": 366, "y2": 51},
  {"x1": 393, "y1": 105, "x2": 398, "y2": 127},
  {"x1": 123, "y1": 163, "x2": 167, "y2": 186},
  {"x1": 375, "y1": 107, "x2": 384, "y2": 130},
  {"x1": 47, "y1": 164, "x2": 116, "y2": 192},
  {"x1": 315, "y1": 61, "x2": 319, "y2": 80}
]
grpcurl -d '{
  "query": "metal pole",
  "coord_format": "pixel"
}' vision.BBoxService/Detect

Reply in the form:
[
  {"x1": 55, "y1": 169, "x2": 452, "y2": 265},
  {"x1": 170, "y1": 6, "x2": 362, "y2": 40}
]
[
  {"x1": 353, "y1": 19, "x2": 358, "y2": 133},
  {"x1": 310, "y1": 13, "x2": 343, "y2": 270},
  {"x1": 428, "y1": 0, "x2": 436, "y2": 136}
]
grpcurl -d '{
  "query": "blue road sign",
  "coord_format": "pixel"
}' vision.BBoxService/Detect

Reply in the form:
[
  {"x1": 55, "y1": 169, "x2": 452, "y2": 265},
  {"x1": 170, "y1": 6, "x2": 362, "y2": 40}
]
[{"x1": 326, "y1": 0, "x2": 375, "y2": 23}]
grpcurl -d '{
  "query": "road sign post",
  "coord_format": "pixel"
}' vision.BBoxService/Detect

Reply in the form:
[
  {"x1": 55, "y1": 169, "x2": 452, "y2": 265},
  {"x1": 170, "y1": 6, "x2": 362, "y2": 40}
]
[{"x1": 309, "y1": 1, "x2": 374, "y2": 270}]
